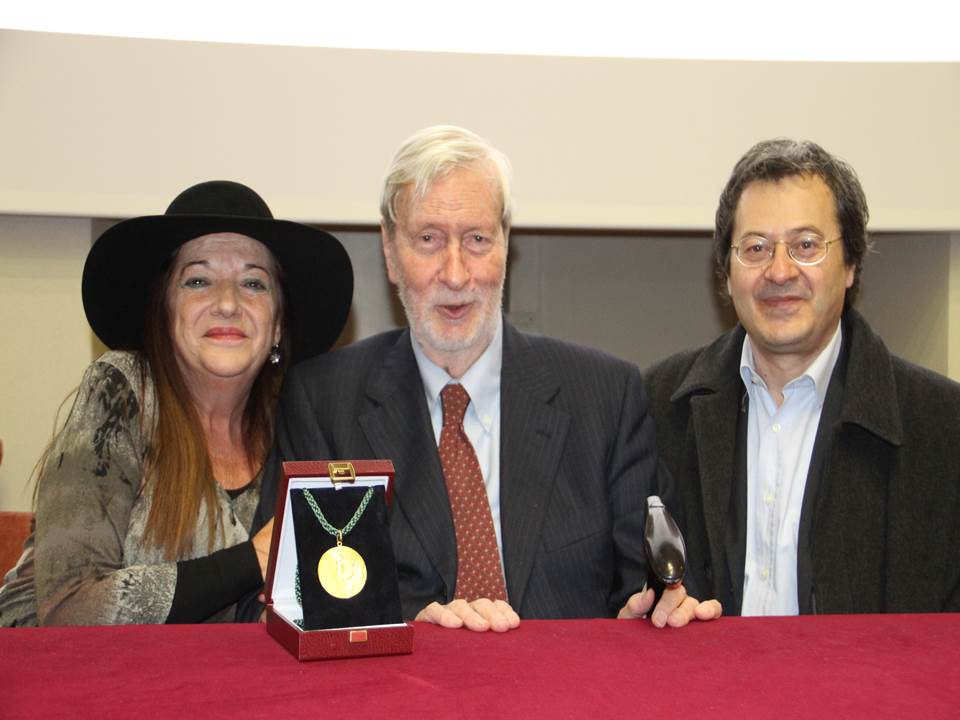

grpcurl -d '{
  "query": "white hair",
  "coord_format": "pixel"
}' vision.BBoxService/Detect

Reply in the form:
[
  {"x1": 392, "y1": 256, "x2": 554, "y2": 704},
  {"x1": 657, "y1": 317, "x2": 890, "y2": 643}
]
[{"x1": 379, "y1": 125, "x2": 513, "y2": 235}]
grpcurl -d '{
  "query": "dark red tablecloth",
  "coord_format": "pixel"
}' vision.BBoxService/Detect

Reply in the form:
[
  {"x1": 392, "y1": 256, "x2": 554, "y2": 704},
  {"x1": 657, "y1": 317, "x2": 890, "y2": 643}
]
[{"x1": 2, "y1": 615, "x2": 959, "y2": 718}]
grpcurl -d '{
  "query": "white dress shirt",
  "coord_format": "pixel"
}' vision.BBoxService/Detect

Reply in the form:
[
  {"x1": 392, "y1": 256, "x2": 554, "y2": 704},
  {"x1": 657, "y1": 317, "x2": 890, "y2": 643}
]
[
  {"x1": 739, "y1": 322, "x2": 842, "y2": 616},
  {"x1": 409, "y1": 317, "x2": 504, "y2": 560}
]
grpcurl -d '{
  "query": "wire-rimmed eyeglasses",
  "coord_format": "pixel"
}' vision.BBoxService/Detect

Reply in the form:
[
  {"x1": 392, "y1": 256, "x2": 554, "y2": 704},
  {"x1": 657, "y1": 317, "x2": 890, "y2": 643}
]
[{"x1": 731, "y1": 235, "x2": 842, "y2": 268}]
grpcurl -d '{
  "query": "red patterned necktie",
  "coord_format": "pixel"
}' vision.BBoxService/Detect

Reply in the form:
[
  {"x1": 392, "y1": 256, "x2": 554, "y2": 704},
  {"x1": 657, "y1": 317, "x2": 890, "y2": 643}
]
[{"x1": 438, "y1": 383, "x2": 507, "y2": 602}]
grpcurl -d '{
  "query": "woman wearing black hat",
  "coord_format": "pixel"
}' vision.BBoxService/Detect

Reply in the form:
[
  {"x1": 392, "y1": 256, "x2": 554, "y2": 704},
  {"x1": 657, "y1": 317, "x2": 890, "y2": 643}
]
[{"x1": 0, "y1": 181, "x2": 352, "y2": 626}]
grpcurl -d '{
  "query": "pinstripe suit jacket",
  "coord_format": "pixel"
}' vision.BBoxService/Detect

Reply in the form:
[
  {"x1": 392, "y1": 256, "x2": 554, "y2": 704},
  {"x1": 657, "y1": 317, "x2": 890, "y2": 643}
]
[{"x1": 254, "y1": 320, "x2": 665, "y2": 620}]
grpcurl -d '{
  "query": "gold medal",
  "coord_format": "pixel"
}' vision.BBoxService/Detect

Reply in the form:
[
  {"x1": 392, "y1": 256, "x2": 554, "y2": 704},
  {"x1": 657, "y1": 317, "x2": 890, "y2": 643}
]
[
  {"x1": 295, "y1": 487, "x2": 376, "y2": 611},
  {"x1": 317, "y1": 544, "x2": 367, "y2": 599}
]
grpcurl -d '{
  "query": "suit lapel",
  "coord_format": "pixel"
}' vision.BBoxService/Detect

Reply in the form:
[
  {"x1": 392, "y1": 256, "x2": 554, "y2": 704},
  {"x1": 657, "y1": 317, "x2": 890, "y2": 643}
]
[
  {"x1": 498, "y1": 324, "x2": 569, "y2": 610},
  {"x1": 690, "y1": 389, "x2": 741, "y2": 599},
  {"x1": 674, "y1": 327, "x2": 745, "y2": 607},
  {"x1": 357, "y1": 330, "x2": 457, "y2": 594},
  {"x1": 809, "y1": 310, "x2": 904, "y2": 612}
]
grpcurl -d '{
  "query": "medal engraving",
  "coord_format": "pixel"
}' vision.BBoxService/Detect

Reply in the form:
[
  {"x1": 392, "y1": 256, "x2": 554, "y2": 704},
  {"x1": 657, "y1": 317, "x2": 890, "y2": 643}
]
[{"x1": 317, "y1": 545, "x2": 367, "y2": 599}]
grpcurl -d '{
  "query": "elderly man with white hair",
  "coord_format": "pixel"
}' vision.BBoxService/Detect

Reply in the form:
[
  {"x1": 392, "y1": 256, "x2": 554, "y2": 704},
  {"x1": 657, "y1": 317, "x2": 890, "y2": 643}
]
[{"x1": 254, "y1": 125, "x2": 720, "y2": 631}]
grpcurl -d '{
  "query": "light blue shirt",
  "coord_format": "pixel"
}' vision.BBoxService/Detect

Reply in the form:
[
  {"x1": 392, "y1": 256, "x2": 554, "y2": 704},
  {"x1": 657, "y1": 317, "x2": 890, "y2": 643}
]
[
  {"x1": 739, "y1": 322, "x2": 842, "y2": 616},
  {"x1": 409, "y1": 317, "x2": 504, "y2": 561}
]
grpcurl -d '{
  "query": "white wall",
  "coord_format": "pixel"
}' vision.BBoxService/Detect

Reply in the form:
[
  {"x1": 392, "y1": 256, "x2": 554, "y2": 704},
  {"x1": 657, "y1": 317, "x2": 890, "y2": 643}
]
[
  {"x1": 1, "y1": 30, "x2": 958, "y2": 231},
  {"x1": 0, "y1": 217, "x2": 94, "y2": 510}
]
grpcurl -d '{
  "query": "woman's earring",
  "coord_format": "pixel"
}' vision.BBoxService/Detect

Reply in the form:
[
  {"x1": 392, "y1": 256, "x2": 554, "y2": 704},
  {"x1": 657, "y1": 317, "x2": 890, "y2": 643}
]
[{"x1": 269, "y1": 344, "x2": 281, "y2": 366}]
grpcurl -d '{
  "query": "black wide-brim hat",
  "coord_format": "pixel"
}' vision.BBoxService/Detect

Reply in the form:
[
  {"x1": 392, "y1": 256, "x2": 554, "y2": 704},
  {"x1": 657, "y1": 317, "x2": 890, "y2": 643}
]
[{"x1": 82, "y1": 180, "x2": 353, "y2": 364}]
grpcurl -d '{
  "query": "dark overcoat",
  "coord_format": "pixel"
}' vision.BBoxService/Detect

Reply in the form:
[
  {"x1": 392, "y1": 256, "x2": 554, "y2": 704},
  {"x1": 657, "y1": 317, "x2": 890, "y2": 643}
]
[{"x1": 644, "y1": 309, "x2": 960, "y2": 614}]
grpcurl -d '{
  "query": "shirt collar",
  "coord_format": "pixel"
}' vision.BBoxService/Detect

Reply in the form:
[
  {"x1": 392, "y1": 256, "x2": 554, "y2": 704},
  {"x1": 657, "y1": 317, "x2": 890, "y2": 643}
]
[
  {"x1": 739, "y1": 320, "x2": 843, "y2": 407},
  {"x1": 410, "y1": 316, "x2": 503, "y2": 431}
]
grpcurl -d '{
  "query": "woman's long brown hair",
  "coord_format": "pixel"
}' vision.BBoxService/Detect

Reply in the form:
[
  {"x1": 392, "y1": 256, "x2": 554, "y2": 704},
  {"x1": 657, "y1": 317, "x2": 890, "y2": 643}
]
[{"x1": 141, "y1": 258, "x2": 288, "y2": 560}]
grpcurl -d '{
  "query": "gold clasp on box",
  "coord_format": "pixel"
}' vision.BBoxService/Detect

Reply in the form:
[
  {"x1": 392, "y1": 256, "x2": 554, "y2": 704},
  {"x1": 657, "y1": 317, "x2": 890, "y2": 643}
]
[
  {"x1": 328, "y1": 462, "x2": 356, "y2": 484},
  {"x1": 349, "y1": 630, "x2": 368, "y2": 643}
]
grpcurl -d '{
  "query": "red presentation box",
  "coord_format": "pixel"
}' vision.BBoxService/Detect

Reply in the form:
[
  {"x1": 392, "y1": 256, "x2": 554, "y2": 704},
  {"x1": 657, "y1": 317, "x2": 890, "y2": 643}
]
[{"x1": 264, "y1": 459, "x2": 414, "y2": 661}]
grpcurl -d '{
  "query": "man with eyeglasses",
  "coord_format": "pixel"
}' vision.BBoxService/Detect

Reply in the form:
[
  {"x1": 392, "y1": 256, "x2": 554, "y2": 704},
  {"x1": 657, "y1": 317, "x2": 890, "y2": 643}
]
[{"x1": 644, "y1": 138, "x2": 960, "y2": 616}]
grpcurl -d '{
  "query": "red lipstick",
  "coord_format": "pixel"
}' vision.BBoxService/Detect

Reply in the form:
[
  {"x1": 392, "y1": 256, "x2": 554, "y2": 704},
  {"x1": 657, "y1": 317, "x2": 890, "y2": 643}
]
[{"x1": 205, "y1": 327, "x2": 246, "y2": 339}]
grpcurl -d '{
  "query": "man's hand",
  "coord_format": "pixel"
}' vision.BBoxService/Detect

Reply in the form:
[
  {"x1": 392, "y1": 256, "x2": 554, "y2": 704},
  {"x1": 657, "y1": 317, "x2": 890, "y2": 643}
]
[
  {"x1": 617, "y1": 585, "x2": 722, "y2": 628},
  {"x1": 415, "y1": 598, "x2": 521, "y2": 632}
]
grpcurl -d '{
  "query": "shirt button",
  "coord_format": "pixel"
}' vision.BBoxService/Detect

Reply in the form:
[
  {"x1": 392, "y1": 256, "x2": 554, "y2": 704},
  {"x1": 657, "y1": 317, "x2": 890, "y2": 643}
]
[
  {"x1": 772, "y1": 423, "x2": 782, "y2": 433},
  {"x1": 760, "y1": 568, "x2": 770, "y2": 581},
  {"x1": 764, "y1": 494, "x2": 774, "y2": 506}
]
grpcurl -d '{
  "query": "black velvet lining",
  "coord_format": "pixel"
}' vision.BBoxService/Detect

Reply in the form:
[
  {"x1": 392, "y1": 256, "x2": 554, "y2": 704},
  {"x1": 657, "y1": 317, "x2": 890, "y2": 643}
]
[{"x1": 290, "y1": 487, "x2": 402, "y2": 630}]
